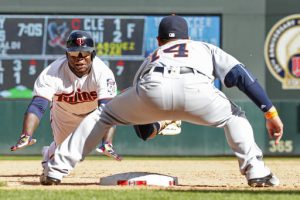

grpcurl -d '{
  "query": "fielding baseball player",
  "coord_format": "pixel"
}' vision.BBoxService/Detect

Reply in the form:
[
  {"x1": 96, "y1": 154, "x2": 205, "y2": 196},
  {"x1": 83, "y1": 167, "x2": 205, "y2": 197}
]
[
  {"x1": 41, "y1": 15, "x2": 283, "y2": 187},
  {"x1": 10, "y1": 30, "x2": 122, "y2": 165}
]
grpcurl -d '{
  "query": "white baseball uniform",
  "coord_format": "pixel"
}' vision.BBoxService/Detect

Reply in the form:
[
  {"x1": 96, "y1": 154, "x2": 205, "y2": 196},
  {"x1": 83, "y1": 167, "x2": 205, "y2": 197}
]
[
  {"x1": 44, "y1": 40, "x2": 271, "y2": 182},
  {"x1": 34, "y1": 56, "x2": 116, "y2": 163}
]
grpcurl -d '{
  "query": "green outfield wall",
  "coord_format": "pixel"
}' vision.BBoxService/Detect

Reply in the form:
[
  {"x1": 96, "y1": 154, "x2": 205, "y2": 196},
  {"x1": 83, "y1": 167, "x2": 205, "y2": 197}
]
[{"x1": 1, "y1": 100, "x2": 299, "y2": 156}]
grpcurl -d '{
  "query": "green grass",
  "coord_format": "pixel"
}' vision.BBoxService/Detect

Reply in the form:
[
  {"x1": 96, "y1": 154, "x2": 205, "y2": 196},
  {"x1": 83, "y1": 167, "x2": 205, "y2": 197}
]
[
  {"x1": 0, "y1": 189, "x2": 300, "y2": 200},
  {"x1": 0, "y1": 181, "x2": 6, "y2": 187}
]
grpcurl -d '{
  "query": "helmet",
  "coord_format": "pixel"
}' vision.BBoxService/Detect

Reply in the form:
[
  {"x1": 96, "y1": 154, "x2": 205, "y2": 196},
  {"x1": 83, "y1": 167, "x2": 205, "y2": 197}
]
[{"x1": 66, "y1": 30, "x2": 95, "y2": 52}]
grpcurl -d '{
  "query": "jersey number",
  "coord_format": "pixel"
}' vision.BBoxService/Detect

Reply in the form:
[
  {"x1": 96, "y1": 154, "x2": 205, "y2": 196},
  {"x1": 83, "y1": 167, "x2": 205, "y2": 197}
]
[
  {"x1": 164, "y1": 43, "x2": 188, "y2": 57},
  {"x1": 151, "y1": 43, "x2": 188, "y2": 62}
]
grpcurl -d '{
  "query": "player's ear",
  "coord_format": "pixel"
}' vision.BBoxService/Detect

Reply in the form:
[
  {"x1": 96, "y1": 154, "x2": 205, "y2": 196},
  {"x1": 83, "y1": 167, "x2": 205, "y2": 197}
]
[
  {"x1": 65, "y1": 52, "x2": 69, "y2": 59},
  {"x1": 157, "y1": 36, "x2": 163, "y2": 46},
  {"x1": 91, "y1": 50, "x2": 96, "y2": 60}
]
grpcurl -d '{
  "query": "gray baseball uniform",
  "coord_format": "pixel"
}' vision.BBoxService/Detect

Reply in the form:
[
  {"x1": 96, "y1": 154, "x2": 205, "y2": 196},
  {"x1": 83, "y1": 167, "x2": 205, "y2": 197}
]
[
  {"x1": 43, "y1": 16, "x2": 280, "y2": 187},
  {"x1": 44, "y1": 39, "x2": 269, "y2": 181}
]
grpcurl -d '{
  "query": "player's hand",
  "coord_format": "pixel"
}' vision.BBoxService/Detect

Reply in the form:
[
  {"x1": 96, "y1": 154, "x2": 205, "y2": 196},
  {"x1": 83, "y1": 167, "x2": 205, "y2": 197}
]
[
  {"x1": 10, "y1": 133, "x2": 37, "y2": 151},
  {"x1": 266, "y1": 115, "x2": 283, "y2": 145}
]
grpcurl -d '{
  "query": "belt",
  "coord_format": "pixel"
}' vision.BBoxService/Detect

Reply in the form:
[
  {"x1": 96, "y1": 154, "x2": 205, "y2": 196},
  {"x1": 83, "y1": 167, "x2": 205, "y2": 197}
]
[{"x1": 146, "y1": 66, "x2": 195, "y2": 75}]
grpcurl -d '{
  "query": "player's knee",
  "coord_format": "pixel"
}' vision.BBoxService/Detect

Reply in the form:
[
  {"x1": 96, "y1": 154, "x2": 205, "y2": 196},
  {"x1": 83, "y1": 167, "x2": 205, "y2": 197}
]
[
  {"x1": 231, "y1": 104, "x2": 246, "y2": 118},
  {"x1": 134, "y1": 123, "x2": 160, "y2": 141}
]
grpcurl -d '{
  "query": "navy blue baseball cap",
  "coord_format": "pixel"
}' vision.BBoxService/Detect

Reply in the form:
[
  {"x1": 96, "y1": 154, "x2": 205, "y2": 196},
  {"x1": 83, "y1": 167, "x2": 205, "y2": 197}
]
[
  {"x1": 66, "y1": 30, "x2": 95, "y2": 52},
  {"x1": 158, "y1": 15, "x2": 189, "y2": 40}
]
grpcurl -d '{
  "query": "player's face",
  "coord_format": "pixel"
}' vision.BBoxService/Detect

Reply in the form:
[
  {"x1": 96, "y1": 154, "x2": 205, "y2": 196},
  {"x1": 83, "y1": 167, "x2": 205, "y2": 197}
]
[{"x1": 67, "y1": 51, "x2": 93, "y2": 77}]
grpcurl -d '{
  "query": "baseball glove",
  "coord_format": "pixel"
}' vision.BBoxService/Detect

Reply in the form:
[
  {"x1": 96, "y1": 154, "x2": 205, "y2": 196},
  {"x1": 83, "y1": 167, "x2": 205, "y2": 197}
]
[
  {"x1": 10, "y1": 133, "x2": 37, "y2": 151},
  {"x1": 134, "y1": 120, "x2": 182, "y2": 141},
  {"x1": 158, "y1": 120, "x2": 182, "y2": 135}
]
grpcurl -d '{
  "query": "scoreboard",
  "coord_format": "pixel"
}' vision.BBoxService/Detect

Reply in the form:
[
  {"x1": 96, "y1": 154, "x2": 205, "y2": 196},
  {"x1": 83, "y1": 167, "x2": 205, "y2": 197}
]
[{"x1": 0, "y1": 15, "x2": 221, "y2": 98}]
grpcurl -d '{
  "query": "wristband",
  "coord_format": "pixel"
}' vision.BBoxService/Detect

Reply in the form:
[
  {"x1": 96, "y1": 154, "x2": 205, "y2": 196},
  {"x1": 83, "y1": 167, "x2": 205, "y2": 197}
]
[
  {"x1": 20, "y1": 132, "x2": 32, "y2": 141},
  {"x1": 264, "y1": 107, "x2": 278, "y2": 119},
  {"x1": 21, "y1": 132, "x2": 30, "y2": 137}
]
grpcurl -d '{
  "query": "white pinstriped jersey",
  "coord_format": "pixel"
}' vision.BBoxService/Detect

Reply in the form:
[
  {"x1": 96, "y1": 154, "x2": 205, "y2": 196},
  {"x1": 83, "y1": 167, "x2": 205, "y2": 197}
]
[
  {"x1": 33, "y1": 56, "x2": 117, "y2": 144},
  {"x1": 134, "y1": 39, "x2": 241, "y2": 85}
]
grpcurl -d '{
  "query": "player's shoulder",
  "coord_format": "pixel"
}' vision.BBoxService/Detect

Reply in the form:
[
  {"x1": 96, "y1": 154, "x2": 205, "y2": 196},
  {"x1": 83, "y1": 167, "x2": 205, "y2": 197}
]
[
  {"x1": 35, "y1": 56, "x2": 67, "y2": 88},
  {"x1": 189, "y1": 40, "x2": 222, "y2": 55},
  {"x1": 40, "y1": 56, "x2": 67, "y2": 77},
  {"x1": 91, "y1": 56, "x2": 114, "y2": 75},
  {"x1": 189, "y1": 40, "x2": 216, "y2": 49}
]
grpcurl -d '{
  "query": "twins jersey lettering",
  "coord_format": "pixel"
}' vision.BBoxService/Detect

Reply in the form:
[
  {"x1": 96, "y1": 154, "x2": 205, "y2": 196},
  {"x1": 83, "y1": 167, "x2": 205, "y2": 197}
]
[{"x1": 55, "y1": 89, "x2": 98, "y2": 104}]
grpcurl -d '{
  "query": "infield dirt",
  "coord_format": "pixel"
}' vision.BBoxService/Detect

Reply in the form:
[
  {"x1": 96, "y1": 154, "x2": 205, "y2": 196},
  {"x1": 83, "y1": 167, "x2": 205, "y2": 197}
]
[{"x1": 0, "y1": 158, "x2": 299, "y2": 190}]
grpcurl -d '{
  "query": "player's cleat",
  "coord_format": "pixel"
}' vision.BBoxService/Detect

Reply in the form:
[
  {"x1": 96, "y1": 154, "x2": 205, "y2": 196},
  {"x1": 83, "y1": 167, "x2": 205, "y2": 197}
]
[
  {"x1": 96, "y1": 142, "x2": 122, "y2": 161},
  {"x1": 247, "y1": 173, "x2": 279, "y2": 187},
  {"x1": 40, "y1": 173, "x2": 61, "y2": 185},
  {"x1": 158, "y1": 120, "x2": 182, "y2": 135}
]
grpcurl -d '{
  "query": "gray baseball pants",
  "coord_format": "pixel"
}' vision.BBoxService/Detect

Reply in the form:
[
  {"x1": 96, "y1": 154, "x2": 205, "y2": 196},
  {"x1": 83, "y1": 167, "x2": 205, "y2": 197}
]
[{"x1": 45, "y1": 69, "x2": 271, "y2": 181}]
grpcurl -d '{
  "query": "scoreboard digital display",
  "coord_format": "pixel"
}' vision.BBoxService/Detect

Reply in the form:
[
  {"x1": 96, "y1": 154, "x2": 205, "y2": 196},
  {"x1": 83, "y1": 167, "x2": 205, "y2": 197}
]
[{"x1": 0, "y1": 15, "x2": 221, "y2": 98}]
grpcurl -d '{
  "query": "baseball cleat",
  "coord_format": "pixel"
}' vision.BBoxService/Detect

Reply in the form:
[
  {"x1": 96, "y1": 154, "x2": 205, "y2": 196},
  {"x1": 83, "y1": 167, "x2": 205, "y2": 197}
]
[
  {"x1": 158, "y1": 120, "x2": 182, "y2": 135},
  {"x1": 40, "y1": 173, "x2": 61, "y2": 185},
  {"x1": 96, "y1": 142, "x2": 122, "y2": 161},
  {"x1": 247, "y1": 173, "x2": 279, "y2": 187}
]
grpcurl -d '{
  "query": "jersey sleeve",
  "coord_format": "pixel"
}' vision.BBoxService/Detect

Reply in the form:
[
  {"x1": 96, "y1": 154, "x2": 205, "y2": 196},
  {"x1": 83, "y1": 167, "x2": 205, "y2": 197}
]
[
  {"x1": 33, "y1": 68, "x2": 57, "y2": 101},
  {"x1": 97, "y1": 68, "x2": 117, "y2": 99},
  {"x1": 209, "y1": 44, "x2": 241, "y2": 85}
]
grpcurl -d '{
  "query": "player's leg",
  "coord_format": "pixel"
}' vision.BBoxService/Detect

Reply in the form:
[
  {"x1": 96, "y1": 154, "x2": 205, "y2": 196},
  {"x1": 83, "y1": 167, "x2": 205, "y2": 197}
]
[
  {"x1": 40, "y1": 115, "x2": 85, "y2": 185},
  {"x1": 43, "y1": 108, "x2": 105, "y2": 182},
  {"x1": 42, "y1": 72, "x2": 225, "y2": 183},
  {"x1": 224, "y1": 112, "x2": 279, "y2": 187},
  {"x1": 134, "y1": 123, "x2": 161, "y2": 141},
  {"x1": 43, "y1": 81, "x2": 175, "y2": 182},
  {"x1": 41, "y1": 141, "x2": 56, "y2": 169},
  {"x1": 41, "y1": 110, "x2": 88, "y2": 184},
  {"x1": 179, "y1": 73, "x2": 277, "y2": 187},
  {"x1": 206, "y1": 91, "x2": 278, "y2": 186},
  {"x1": 40, "y1": 141, "x2": 59, "y2": 185},
  {"x1": 50, "y1": 106, "x2": 85, "y2": 145}
]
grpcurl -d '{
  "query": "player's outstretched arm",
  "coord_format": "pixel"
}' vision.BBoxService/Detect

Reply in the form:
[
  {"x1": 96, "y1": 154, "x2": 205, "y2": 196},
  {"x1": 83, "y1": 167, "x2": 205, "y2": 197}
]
[
  {"x1": 265, "y1": 106, "x2": 283, "y2": 145},
  {"x1": 10, "y1": 96, "x2": 49, "y2": 151},
  {"x1": 10, "y1": 113, "x2": 39, "y2": 151},
  {"x1": 223, "y1": 64, "x2": 284, "y2": 145}
]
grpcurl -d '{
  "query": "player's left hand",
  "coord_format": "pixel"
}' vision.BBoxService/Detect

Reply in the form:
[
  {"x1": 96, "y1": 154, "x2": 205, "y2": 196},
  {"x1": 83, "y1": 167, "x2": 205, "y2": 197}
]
[
  {"x1": 266, "y1": 116, "x2": 283, "y2": 145},
  {"x1": 10, "y1": 133, "x2": 37, "y2": 151}
]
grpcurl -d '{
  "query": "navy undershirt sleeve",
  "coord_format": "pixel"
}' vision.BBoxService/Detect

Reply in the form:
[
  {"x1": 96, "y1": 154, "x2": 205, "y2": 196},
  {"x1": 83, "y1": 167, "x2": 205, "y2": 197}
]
[
  {"x1": 224, "y1": 64, "x2": 272, "y2": 112},
  {"x1": 26, "y1": 96, "x2": 49, "y2": 120}
]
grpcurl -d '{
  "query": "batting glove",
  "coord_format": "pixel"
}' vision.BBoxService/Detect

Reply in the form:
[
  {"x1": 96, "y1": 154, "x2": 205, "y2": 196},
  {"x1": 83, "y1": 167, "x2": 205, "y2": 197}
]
[
  {"x1": 96, "y1": 142, "x2": 122, "y2": 161},
  {"x1": 10, "y1": 133, "x2": 37, "y2": 151}
]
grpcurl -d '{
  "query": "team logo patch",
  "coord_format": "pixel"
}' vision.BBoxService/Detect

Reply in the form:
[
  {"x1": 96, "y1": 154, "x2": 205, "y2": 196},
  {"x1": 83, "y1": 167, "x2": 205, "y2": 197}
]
[
  {"x1": 264, "y1": 14, "x2": 300, "y2": 89},
  {"x1": 76, "y1": 38, "x2": 85, "y2": 46},
  {"x1": 107, "y1": 78, "x2": 116, "y2": 95},
  {"x1": 169, "y1": 33, "x2": 175, "y2": 38}
]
